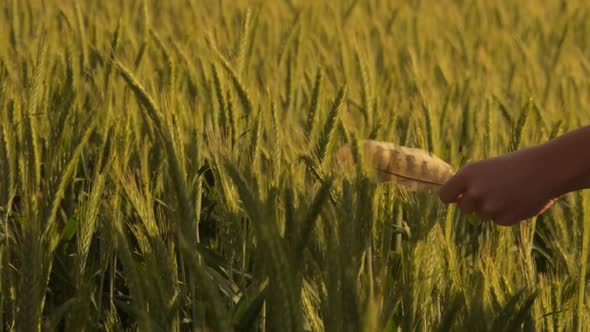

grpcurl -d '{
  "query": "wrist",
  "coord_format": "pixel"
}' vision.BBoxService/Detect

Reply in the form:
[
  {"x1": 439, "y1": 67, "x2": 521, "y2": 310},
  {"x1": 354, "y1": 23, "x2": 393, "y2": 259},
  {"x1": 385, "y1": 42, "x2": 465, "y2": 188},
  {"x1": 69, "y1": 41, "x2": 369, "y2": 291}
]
[{"x1": 540, "y1": 135, "x2": 590, "y2": 197}]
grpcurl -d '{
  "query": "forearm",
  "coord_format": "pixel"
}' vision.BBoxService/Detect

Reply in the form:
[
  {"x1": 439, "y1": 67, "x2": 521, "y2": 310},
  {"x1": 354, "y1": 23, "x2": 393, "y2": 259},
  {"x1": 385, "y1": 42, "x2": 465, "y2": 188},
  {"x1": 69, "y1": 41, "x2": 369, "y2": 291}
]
[{"x1": 541, "y1": 124, "x2": 590, "y2": 197}]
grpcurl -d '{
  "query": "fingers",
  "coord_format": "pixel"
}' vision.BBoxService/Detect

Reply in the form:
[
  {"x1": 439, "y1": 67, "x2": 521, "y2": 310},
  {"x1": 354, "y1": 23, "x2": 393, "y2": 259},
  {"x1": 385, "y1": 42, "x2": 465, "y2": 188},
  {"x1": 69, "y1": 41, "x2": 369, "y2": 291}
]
[
  {"x1": 493, "y1": 199, "x2": 556, "y2": 226},
  {"x1": 454, "y1": 188, "x2": 503, "y2": 222},
  {"x1": 457, "y1": 194, "x2": 478, "y2": 214},
  {"x1": 493, "y1": 214, "x2": 519, "y2": 227},
  {"x1": 439, "y1": 172, "x2": 468, "y2": 204}
]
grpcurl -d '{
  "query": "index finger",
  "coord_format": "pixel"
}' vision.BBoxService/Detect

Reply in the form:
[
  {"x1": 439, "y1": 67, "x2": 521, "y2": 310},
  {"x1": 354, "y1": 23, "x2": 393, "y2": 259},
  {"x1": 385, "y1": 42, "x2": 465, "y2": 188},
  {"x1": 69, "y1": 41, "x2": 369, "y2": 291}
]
[{"x1": 438, "y1": 172, "x2": 468, "y2": 204}]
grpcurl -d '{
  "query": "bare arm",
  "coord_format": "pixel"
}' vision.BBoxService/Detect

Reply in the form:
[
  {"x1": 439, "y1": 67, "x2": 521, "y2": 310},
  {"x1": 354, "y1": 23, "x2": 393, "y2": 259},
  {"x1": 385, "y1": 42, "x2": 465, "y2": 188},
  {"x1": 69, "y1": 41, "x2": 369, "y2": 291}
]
[
  {"x1": 438, "y1": 125, "x2": 590, "y2": 226},
  {"x1": 542, "y1": 125, "x2": 590, "y2": 196}
]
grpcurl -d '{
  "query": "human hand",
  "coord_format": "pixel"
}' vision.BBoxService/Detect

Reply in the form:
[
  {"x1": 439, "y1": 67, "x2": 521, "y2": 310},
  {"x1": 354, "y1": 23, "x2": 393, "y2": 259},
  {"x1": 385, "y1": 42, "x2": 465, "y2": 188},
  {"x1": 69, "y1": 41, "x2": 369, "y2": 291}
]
[{"x1": 438, "y1": 146, "x2": 560, "y2": 226}]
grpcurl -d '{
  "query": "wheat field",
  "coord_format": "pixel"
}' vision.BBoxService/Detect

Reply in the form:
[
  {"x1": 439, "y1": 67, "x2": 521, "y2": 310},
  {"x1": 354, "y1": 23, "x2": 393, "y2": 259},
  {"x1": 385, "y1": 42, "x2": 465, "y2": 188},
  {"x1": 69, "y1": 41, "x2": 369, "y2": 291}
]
[{"x1": 1, "y1": 0, "x2": 590, "y2": 331}]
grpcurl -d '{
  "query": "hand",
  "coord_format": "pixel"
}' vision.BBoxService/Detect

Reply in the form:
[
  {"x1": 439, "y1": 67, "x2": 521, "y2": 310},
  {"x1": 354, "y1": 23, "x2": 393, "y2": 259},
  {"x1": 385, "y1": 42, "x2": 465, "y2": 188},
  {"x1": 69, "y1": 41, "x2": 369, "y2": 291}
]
[{"x1": 438, "y1": 146, "x2": 561, "y2": 226}]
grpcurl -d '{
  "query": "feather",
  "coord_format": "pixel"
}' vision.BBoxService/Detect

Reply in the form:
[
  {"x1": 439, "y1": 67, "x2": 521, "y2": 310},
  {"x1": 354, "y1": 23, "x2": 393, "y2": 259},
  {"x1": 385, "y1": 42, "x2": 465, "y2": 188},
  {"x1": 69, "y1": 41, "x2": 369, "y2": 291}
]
[{"x1": 336, "y1": 139, "x2": 455, "y2": 192}]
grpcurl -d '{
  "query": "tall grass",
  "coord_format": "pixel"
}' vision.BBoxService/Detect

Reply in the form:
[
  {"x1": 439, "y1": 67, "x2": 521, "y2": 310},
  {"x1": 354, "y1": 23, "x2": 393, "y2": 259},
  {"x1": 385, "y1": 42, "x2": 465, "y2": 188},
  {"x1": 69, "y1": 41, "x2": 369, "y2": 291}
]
[{"x1": 1, "y1": 0, "x2": 590, "y2": 331}]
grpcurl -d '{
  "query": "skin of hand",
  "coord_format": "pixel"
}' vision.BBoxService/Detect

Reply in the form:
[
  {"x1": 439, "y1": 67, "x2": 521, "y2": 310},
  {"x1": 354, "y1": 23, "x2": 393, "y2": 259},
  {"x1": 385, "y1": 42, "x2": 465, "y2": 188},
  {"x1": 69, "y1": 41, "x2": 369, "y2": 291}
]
[{"x1": 438, "y1": 125, "x2": 590, "y2": 226}]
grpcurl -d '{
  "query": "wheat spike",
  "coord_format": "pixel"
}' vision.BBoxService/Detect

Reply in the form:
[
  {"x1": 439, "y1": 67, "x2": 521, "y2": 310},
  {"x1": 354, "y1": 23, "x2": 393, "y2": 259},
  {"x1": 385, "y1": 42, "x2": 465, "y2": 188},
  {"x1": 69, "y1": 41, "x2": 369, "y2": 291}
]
[{"x1": 336, "y1": 139, "x2": 455, "y2": 192}]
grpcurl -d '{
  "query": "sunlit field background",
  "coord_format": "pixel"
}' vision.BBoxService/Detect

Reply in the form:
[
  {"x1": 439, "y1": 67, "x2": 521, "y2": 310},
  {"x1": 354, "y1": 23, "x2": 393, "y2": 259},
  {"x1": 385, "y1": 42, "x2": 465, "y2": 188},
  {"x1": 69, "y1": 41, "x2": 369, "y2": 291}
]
[{"x1": 1, "y1": 0, "x2": 590, "y2": 331}]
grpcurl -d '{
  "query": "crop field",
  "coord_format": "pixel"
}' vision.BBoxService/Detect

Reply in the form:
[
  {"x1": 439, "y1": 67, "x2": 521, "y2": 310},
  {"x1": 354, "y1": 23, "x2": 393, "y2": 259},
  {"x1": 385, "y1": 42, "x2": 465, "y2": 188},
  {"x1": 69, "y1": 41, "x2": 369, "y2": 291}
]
[{"x1": 2, "y1": 0, "x2": 590, "y2": 331}]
